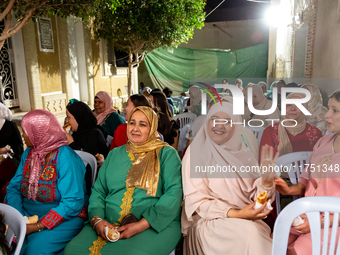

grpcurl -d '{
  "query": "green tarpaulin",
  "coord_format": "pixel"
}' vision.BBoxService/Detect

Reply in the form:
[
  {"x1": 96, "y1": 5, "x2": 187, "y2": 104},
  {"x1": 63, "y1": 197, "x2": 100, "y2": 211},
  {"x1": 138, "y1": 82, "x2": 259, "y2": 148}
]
[{"x1": 144, "y1": 44, "x2": 268, "y2": 95}]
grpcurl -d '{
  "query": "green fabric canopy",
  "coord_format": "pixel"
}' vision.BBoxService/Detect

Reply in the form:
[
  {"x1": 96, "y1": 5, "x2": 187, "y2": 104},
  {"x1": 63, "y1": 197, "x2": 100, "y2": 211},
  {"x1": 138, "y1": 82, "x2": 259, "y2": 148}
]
[{"x1": 144, "y1": 44, "x2": 268, "y2": 95}]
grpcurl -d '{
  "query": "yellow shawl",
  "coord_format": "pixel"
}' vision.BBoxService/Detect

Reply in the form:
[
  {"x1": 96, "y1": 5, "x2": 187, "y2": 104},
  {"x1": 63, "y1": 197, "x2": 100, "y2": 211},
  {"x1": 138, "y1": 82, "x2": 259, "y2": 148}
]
[{"x1": 125, "y1": 106, "x2": 169, "y2": 197}]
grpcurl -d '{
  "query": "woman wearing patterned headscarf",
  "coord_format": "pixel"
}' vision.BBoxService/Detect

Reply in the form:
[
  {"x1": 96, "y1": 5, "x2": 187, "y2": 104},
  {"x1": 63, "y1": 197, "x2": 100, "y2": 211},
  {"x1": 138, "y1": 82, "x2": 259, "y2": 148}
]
[
  {"x1": 94, "y1": 91, "x2": 125, "y2": 136},
  {"x1": 301, "y1": 84, "x2": 328, "y2": 135},
  {"x1": 244, "y1": 84, "x2": 280, "y2": 127},
  {"x1": 0, "y1": 103, "x2": 23, "y2": 201},
  {"x1": 5, "y1": 109, "x2": 88, "y2": 255},
  {"x1": 65, "y1": 106, "x2": 182, "y2": 255}
]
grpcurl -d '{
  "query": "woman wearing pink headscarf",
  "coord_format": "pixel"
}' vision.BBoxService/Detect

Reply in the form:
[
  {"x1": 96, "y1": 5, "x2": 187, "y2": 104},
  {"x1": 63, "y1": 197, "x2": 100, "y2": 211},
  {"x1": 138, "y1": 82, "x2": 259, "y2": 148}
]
[
  {"x1": 181, "y1": 102, "x2": 278, "y2": 255},
  {"x1": 94, "y1": 91, "x2": 125, "y2": 136},
  {"x1": 5, "y1": 110, "x2": 88, "y2": 255}
]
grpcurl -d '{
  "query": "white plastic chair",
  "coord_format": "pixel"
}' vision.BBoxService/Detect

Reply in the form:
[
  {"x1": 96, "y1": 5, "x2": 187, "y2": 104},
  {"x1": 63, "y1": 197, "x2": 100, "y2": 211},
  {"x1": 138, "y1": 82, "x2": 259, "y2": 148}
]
[
  {"x1": 0, "y1": 203, "x2": 26, "y2": 255},
  {"x1": 246, "y1": 126, "x2": 265, "y2": 145},
  {"x1": 275, "y1": 151, "x2": 312, "y2": 214},
  {"x1": 75, "y1": 150, "x2": 98, "y2": 187},
  {"x1": 106, "y1": 135, "x2": 113, "y2": 148},
  {"x1": 172, "y1": 97, "x2": 183, "y2": 113},
  {"x1": 173, "y1": 112, "x2": 196, "y2": 129},
  {"x1": 272, "y1": 196, "x2": 340, "y2": 255}
]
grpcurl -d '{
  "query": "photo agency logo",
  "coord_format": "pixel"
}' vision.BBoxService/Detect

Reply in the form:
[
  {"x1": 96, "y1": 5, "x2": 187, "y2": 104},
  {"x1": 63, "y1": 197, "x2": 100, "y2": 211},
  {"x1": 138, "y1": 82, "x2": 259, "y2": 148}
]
[{"x1": 198, "y1": 83, "x2": 312, "y2": 128}]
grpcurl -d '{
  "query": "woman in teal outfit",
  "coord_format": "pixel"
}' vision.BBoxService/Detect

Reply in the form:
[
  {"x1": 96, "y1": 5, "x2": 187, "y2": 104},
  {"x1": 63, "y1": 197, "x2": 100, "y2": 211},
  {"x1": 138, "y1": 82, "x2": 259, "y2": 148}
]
[
  {"x1": 65, "y1": 106, "x2": 183, "y2": 255},
  {"x1": 94, "y1": 91, "x2": 125, "y2": 137},
  {"x1": 5, "y1": 109, "x2": 88, "y2": 255}
]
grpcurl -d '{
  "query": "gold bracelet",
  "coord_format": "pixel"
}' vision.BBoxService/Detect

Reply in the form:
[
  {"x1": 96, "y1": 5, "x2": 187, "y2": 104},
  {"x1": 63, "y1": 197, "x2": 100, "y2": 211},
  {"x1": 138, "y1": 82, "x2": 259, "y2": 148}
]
[
  {"x1": 92, "y1": 219, "x2": 102, "y2": 230},
  {"x1": 91, "y1": 216, "x2": 102, "y2": 226},
  {"x1": 36, "y1": 222, "x2": 44, "y2": 232}
]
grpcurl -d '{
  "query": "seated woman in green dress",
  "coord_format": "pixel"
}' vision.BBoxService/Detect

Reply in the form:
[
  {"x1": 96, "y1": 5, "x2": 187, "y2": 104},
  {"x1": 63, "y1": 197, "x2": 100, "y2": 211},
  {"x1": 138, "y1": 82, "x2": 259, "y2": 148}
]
[{"x1": 65, "y1": 106, "x2": 183, "y2": 255}]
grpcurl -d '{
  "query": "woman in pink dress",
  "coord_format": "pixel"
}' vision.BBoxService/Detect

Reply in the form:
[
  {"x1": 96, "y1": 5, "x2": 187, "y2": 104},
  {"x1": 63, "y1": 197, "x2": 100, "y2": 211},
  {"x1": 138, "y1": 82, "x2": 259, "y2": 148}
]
[
  {"x1": 275, "y1": 90, "x2": 340, "y2": 255},
  {"x1": 182, "y1": 102, "x2": 278, "y2": 255}
]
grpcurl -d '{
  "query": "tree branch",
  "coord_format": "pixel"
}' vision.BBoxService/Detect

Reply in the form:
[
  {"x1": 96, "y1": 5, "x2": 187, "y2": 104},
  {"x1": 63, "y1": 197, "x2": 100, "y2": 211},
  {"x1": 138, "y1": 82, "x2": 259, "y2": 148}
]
[
  {"x1": 0, "y1": 0, "x2": 15, "y2": 22},
  {"x1": 0, "y1": 8, "x2": 34, "y2": 42}
]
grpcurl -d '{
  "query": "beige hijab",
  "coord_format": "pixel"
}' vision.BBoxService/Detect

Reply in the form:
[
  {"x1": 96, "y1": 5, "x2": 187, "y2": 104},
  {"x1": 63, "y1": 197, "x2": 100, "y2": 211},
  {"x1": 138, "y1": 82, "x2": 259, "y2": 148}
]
[
  {"x1": 182, "y1": 102, "x2": 260, "y2": 232},
  {"x1": 277, "y1": 93, "x2": 307, "y2": 156},
  {"x1": 125, "y1": 106, "x2": 170, "y2": 197},
  {"x1": 244, "y1": 84, "x2": 280, "y2": 126},
  {"x1": 219, "y1": 95, "x2": 259, "y2": 159}
]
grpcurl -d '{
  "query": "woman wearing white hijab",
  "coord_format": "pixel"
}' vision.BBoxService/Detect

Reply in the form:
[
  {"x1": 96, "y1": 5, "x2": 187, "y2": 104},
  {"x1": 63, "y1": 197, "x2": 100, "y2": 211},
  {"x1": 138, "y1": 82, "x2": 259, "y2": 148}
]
[
  {"x1": 0, "y1": 103, "x2": 23, "y2": 164},
  {"x1": 0, "y1": 103, "x2": 23, "y2": 201},
  {"x1": 187, "y1": 85, "x2": 202, "y2": 116},
  {"x1": 182, "y1": 102, "x2": 277, "y2": 255},
  {"x1": 186, "y1": 96, "x2": 259, "y2": 159},
  {"x1": 244, "y1": 84, "x2": 280, "y2": 127}
]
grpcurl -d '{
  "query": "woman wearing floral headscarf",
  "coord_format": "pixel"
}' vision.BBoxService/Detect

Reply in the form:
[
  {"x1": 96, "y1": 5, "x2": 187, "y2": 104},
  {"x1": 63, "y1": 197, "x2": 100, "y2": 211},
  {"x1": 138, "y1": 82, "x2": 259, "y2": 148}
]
[
  {"x1": 5, "y1": 109, "x2": 88, "y2": 255},
  {"x1": 94, "y1": 91, "x2": 125, "y2": 136},
  {"x1": 301, "y1": 84, "x2": 328, "y2": 135},
  {"x1": 0, "y1": 103, "x2": 23, "y2": 201},
  {"x1": 65, "y1": 106, "x2": 182, "y2": 255}
]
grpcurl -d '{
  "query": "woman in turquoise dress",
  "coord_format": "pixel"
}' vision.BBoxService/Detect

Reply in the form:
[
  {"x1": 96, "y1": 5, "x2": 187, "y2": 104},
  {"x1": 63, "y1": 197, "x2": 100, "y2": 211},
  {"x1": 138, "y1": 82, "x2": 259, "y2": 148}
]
[
  {"x1": 5, "y1": 109, "x2": 88, "y2": 255},
  {"x1": 65, "y1": 106, "x2": 183, "y2": 255}
]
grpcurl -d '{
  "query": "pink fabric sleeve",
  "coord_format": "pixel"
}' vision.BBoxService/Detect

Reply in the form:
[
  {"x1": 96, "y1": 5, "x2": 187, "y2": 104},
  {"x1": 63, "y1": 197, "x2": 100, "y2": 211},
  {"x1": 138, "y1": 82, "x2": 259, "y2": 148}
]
[{"x1": 299, "y1": 136, "x2": 324, "y2": 184}]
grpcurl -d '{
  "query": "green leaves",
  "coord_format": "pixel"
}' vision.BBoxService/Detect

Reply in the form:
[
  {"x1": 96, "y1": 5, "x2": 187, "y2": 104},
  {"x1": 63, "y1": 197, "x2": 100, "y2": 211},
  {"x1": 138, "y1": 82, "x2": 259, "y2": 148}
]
[
  {"x1": 92, "y1": 0, "x2": 205, "y2": 60},
  {"x1": 0, "y1": 0, "x2": 99, "y2": 23}
]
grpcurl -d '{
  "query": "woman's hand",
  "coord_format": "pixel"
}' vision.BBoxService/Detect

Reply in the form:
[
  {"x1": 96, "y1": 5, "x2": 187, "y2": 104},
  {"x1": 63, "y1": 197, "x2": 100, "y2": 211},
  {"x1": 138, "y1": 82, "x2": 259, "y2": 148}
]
[
  {"x1": 294, "y1": 214, "x2": 310, "y2": 234},
  {"x1": 64, "y1": 131, "x2": 74, "y2": 144},
  {"x1": 227, "y1": 202, "x2": 271, "y2": 221},
  {"x1": 0, "y1": 147, "x2": 6, "y2": 155},
  {"x1": 260, "y1": 145, "x2": 279, "y2": 187},
  {"x1": 93, "y1": 220, "x2": 116, "y2": 241},
  {"x1": 26, "y1": 223, "x2": 37, "y2": 235},
  {"x1": 26, "y1": 222, "x2": 46, "y2": 235},
  {"x1": 274, "y1": 177, "x2": 291, "y2": 195},
  {"x1": 117, "y1": 218, "x2": 150, "y2": 239}
]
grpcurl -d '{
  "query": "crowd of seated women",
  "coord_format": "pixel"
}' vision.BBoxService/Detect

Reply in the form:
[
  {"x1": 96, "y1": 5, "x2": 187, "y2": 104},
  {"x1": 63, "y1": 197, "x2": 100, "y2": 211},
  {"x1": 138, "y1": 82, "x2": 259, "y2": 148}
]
[{"x1": 1, "y1": 83, "x2": 340, "y2": 255}]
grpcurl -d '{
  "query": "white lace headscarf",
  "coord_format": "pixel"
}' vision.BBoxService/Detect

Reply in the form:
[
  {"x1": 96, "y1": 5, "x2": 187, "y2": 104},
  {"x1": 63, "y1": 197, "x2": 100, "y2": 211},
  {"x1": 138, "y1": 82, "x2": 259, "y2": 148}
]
[{"x1": 0, "y1": 103, "x2": 12, "y2": 129}]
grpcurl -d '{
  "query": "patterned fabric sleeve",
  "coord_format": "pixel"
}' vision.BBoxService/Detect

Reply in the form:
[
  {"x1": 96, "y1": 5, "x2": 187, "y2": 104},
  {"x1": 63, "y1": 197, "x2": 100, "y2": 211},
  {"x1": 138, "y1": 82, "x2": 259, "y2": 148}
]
[{"x1": 40, "y1": 146, "x2": 87, "y2": 230}]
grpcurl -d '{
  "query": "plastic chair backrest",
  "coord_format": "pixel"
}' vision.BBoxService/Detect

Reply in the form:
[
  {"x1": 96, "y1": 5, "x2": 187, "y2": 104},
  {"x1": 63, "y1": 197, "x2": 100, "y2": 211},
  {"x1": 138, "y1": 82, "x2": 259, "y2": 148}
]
[
  {"x1": 246, "y1": 126, "x2": 265, "y2": 145},
  {"x1": 272, "y1": 196, "x2": 340, "y2": 255},
  {"x1": 276, "y1": 151, "x2": 312, "y2": 185},
  {"x1": 75, "y1": 150, "x2": 98, "y2": 187},
  {"x1": 0, "y1": 203, "x2": 26, "y2": 255},
  {"x1": 169, "y1": 104, "x2": 174, "y2": 117},
  {"x1": 173, "y1": 112, "x2": 196, "y2": 129},
  {"x1": 275, "y1": 151, "x2": 312, "y2": 214},
  {"x1": 106, "y1": 135, "x2": 113, "y2": 148},
  {"x1": 183, "y1": 98, "x2": 189, "y2": 108},
  {"x1": 172, "y1": 97, "x2": 183, "y2": 113}
]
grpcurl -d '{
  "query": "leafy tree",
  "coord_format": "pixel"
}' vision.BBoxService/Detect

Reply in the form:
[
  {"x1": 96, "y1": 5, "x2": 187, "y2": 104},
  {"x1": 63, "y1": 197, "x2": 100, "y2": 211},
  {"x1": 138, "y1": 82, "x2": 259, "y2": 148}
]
[
  {"x1": 0, "y1": 0, "x2": 97, "y2": 51},
  {"x1": 93, "y1": 0, "x2": 205, "y2": 95}
]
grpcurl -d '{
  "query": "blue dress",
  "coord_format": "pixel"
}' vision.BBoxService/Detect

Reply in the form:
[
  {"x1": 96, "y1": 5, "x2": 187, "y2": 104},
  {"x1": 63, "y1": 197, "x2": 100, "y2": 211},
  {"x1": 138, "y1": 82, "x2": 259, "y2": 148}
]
[{"x1": 5, "y1": 145, "x2": 88, "y2": 255}]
